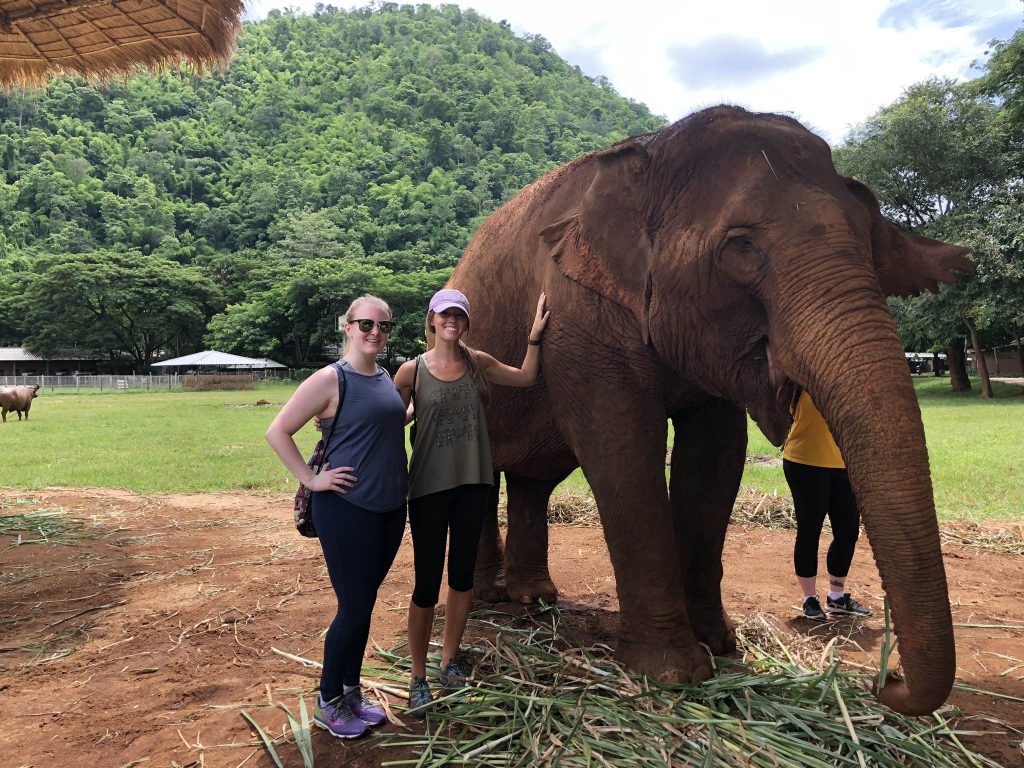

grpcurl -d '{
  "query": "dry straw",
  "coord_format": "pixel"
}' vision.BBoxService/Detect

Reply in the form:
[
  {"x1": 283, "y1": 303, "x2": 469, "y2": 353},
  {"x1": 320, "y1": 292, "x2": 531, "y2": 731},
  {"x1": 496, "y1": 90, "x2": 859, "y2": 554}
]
[
  {"x1": 363, "y1": 606, "x2": 1002, "y2": 767},
  {"x1": 0, "y1": 0, "x2": 245, "y2": 88},
  {"x1": 542, "y1": 490, "x2": 1024, "y2": 556},
  {"x1": 0, "y1": 499, "x2": 84, "y2": 548}
]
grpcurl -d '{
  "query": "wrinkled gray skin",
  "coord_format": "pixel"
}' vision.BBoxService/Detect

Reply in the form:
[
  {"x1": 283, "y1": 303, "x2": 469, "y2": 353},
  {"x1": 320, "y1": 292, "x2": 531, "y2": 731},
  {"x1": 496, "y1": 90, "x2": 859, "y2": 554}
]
[
  {"x1": 451, "y1": 106, "x2": 970, "y2": 717},
  {"x1": 0, "y1": 384, "x2": 40, "y2": 422}
]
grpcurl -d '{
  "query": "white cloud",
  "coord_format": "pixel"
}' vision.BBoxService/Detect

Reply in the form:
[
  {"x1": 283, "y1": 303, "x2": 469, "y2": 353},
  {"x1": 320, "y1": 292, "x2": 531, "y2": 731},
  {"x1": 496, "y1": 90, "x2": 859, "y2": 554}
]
[{"x1": 243, "y1": 0, "x2": 1023, "y2": 143}]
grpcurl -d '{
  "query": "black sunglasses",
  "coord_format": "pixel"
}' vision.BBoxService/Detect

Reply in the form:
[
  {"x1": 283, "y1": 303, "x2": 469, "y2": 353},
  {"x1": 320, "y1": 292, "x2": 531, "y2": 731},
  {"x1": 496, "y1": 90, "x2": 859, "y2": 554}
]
[{"x1": 353, "y1": 319, "x2": 396, "y2": 334}]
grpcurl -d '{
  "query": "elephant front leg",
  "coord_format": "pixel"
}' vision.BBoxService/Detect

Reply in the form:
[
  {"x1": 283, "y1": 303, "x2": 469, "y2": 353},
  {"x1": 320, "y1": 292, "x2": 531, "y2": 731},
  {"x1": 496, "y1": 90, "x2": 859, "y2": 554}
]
[
  {"x1": 474, "y1": 476, "x2": 508, "y2": 603},
  {"x1": 504, "y1": 473, "x2": 561, "y2": 604},
  {"x1": 670, "y1": 400, "x2": 747, "y2": 656},
  {"x1": 579, "y1": 422, "x2": 713, "y2": 685}
]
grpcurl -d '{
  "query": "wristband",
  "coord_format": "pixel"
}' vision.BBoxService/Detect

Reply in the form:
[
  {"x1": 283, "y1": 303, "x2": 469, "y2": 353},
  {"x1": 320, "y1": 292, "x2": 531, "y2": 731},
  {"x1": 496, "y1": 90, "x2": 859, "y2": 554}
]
[{"x1": 528, "y1": 337, "x2": 541, "y2": 346}]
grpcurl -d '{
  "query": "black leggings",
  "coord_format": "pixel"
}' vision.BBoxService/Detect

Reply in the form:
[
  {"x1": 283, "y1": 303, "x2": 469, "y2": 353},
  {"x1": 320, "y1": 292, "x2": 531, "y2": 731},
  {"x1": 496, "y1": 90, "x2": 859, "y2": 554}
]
[
  {"x1": 312, "y1": 492, "x2": 406, "y2": 699},
  {"x1": 409, "y1": 484, "x2": 491, "y2": 608},
  {"x1": 783, "y1": 459, "x2": 861, "y2": 579}
]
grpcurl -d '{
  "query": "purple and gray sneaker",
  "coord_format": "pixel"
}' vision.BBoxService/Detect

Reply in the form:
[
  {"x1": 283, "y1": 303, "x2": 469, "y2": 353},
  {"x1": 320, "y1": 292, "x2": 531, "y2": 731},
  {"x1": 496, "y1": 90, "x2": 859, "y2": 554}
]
[
  {"x1": 313, "y1": 694, "x2": 369, "y2": 739},
  {"x1": 345, "y1": 687, "x2": 387, "y2": 726}
]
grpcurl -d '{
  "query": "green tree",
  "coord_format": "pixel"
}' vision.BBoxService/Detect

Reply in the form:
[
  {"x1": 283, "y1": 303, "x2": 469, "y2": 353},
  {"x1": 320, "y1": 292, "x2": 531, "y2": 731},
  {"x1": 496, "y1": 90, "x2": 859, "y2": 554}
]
[
  {"x1": 18, "y1": 250, "x2": 222, "y2": 369},
  {"x1": 835, "y1": 76, "x2": 1016, "y2": 397},
  {"x1": 834, "y1": 78, "x2": 1007, "y2": 229},
  {"x1": 206, "y1": 260, "x2": 391, "y2": 365}
]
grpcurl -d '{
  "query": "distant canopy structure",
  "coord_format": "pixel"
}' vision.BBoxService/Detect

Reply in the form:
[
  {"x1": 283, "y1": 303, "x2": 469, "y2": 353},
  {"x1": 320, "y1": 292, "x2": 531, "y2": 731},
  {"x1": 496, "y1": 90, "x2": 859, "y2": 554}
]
[
  {"x1": 0, "y1": 0, "x2": 244, "y2": 87},
  {"x1": 152, "y1": 350, "x2": 286, "y2": 371}
]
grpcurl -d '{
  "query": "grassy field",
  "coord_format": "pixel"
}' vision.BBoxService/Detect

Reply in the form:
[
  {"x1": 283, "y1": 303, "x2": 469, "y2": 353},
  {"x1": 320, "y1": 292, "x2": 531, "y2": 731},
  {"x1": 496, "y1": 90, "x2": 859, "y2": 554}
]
[
  {"x1": 1, "y1": 377, "x2": 1020, "y2": 520},
  {"x1": 740, "y1": 377, "x2": 1024, "y2": 520}
]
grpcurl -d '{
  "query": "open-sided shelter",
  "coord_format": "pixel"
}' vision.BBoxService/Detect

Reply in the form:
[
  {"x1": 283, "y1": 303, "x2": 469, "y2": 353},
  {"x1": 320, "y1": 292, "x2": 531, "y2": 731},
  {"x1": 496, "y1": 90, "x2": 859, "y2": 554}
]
[{"x1": 152, "y1": 350, "x2": 284, "y2": 371}]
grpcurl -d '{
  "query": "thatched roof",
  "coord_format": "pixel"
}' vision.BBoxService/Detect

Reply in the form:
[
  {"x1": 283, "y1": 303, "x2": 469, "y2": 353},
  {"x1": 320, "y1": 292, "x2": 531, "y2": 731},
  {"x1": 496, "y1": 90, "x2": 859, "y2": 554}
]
[{"x1": 0, "y1": 0, "x2": 245, "y2": 87}]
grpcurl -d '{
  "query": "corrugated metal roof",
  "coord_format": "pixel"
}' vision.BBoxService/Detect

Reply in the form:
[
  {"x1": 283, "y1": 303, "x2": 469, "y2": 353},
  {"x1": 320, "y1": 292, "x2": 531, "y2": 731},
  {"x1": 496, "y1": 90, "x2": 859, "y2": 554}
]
[{"x1": 0, "y1": 347, "x2": 102, "y2": 362}]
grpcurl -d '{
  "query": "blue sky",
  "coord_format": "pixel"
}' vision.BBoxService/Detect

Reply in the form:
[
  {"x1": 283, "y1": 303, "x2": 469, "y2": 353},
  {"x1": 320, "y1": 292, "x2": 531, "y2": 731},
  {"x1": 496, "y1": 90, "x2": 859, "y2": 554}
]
[{"x1": 244, "y1": 0, "x2": 1023, "y2": 143}]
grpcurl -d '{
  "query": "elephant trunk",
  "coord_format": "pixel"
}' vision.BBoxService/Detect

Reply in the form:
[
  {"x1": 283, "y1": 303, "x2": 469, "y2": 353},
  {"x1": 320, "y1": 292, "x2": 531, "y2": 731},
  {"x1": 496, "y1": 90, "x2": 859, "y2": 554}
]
[{"x1": 776, "y1": 263, "x2": 955, "y2": 717}]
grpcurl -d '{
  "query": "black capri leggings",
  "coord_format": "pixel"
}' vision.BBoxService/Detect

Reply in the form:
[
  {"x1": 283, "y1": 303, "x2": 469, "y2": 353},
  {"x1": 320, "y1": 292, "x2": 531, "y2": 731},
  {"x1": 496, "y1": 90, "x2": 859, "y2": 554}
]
[
  {"x1": 783, "y1": 459, "x2": 861, "y2": 579},
  {"x1": 409, "y1": 484, "x2": 491, "y2": 608},
  {"x1": 312, "y1": 492, "x2": 406, "y2": 699}
]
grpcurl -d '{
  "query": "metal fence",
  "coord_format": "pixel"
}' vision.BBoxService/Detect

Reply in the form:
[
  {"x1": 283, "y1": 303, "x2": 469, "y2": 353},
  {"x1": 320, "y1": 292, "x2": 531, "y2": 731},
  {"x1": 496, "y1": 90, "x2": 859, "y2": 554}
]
[{"x1": 0, "y1": 374, "x2": 181, "y2": 391}]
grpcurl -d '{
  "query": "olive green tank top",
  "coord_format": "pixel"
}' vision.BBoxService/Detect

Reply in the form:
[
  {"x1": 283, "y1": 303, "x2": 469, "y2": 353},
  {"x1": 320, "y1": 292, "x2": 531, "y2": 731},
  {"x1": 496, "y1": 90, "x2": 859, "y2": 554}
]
[{"x1": 408, "y1": 355, "x2": 494, "y2": 500}]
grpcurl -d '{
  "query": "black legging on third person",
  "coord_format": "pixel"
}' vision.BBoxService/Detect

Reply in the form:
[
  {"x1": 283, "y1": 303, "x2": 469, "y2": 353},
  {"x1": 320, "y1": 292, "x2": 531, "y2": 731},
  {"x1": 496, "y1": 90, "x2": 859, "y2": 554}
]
[
  {"x1": 313, "y1": 492, "x2": 406, "y2": 701},
  {"x1": 408, "y1": 484, "x2": 491, "y2": 608},
  {"x1": 783, "y1": 458, "x2": 861, "y2": 579}
]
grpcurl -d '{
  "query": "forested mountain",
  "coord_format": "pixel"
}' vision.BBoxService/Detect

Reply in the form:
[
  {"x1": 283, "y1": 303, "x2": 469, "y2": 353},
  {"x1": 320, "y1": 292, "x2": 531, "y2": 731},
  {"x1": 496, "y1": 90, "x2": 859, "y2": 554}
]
[{"x1": 0, "y1": 3, "x2": 665, "y2": 368}]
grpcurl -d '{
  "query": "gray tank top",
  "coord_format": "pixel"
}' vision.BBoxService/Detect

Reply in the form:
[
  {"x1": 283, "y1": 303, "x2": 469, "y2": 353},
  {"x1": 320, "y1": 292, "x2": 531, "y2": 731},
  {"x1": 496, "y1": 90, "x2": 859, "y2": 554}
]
[
  {"x1": 408, "y1": 355, "x2": 494, "y2": 500},
  {"x1": 320, "y1": 361, "x2": 408, "y2": 512}
]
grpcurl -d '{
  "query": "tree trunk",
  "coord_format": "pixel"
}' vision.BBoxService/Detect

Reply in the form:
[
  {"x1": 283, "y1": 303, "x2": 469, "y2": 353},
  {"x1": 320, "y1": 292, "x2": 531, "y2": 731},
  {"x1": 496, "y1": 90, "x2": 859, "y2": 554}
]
[
  {"x1": 932, "y1": 351, "x2": 943, "y2": 377},
  {"x1": 1014, "y1": 323, "x2": 1024, "y2": 377},
  {"x1": 964, "y1": 319, "x2": 993, "y2": 399},
  {"x1": 947, "y1": 343, "x2": 971, "y2": 391}
]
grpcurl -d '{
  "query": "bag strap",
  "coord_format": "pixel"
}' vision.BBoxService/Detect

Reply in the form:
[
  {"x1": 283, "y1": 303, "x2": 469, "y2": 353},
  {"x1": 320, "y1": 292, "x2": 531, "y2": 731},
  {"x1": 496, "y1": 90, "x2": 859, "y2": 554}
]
[
  {"x1": 411, "y1": 355, "x2": 419, "y2": 403},
  {"x1": 411, "y1": 355, "x2": 419, "y2": 424},
  {"x1": 315, "y1": 362, "x2": 347, "y2": 473}
]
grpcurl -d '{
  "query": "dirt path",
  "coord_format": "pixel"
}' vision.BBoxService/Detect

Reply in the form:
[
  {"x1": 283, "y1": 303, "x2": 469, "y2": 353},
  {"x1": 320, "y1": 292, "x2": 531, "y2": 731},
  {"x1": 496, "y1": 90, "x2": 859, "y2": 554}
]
[{"x1": 1, "y1": 488, "x2": 1021, "y2": 767}]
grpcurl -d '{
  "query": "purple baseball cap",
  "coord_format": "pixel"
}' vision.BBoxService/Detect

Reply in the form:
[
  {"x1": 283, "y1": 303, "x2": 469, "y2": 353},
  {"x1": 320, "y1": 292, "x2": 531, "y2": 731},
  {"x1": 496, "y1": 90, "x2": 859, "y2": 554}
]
[{"x1": 429, "y1": 288, "x2": 470, "y2": 319}]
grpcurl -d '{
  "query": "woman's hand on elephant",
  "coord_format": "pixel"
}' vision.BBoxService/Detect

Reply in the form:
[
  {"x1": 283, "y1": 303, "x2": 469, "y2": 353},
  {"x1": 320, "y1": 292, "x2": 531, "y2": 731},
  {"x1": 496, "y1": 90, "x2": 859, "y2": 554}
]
[
  {"x1": 306, "y1": 461, "x2": 357, "y2": 494},
  {"x1": 529, "y1": 291, "x2": 550, "y2": 341}
]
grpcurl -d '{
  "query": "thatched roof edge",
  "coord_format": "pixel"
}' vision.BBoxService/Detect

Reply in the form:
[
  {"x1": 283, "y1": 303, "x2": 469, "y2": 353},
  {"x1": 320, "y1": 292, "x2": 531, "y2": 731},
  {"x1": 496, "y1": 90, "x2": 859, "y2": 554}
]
[{"x1": 0, "y1": 0, "x2": 245, "y2": 88}]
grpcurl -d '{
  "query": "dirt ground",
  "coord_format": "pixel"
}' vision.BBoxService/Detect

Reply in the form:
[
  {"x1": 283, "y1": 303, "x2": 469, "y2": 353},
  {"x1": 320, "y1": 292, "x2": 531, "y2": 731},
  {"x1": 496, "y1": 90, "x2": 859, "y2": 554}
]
[{"x1": 1, "y1": 488, "x2": 1021, "y2": 768}]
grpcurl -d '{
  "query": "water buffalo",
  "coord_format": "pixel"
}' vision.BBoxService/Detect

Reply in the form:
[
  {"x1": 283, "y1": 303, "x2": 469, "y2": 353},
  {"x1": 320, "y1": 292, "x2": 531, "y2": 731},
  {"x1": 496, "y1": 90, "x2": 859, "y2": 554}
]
[{"x1": 0, "y1": 384, "x2": 41, "y2": 422}]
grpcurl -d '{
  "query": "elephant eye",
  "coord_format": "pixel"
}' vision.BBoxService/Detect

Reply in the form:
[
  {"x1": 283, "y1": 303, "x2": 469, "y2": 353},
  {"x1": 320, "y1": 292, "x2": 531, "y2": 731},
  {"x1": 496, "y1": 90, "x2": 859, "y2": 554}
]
[{"x1": 731, "y1": 235, "x2": 757, "y2": 251}]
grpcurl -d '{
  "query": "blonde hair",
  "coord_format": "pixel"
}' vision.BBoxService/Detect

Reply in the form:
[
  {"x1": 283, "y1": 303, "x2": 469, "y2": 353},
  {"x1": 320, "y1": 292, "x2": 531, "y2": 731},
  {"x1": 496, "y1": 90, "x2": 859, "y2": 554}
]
[
  {"x1": 424, "y1": 309, "x2": 490, "y2": 406},
  {"x1": 341, "y1": 295, "x2": 391, "y2": 355}
]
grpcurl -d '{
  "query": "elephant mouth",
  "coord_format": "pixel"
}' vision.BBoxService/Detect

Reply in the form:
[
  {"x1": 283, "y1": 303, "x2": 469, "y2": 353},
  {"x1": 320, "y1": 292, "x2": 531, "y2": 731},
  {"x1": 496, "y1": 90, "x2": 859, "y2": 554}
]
[
  {"x1": 744, "y1": 338, "x2": 796, "y2": 447},
  {"x1": 764, "y1": 341, "x2": 797, "y2": 408}
]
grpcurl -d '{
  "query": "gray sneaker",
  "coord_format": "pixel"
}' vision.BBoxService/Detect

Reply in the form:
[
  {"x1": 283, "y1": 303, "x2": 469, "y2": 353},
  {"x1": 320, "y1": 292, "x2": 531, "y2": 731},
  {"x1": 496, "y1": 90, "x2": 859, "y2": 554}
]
[
  {"x1": 802, "y1": 595, "x2": 827, "y2": 622},
  {"x1": 439, "y1": 660, "x2": 469, "y2": 690},
  {"x1": 408, "y1": 676, "x2": 433, "y2": 717},
  {"x1": 826, "y1": 593, "x2": 873, "y2": 617}
]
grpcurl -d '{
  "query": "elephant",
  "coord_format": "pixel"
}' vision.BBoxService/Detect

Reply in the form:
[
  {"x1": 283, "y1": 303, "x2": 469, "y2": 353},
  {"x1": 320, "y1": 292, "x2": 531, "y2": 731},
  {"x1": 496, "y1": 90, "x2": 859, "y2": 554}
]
[{"x1": 449, "y1": 106, "x2": 971, "y2": 717}]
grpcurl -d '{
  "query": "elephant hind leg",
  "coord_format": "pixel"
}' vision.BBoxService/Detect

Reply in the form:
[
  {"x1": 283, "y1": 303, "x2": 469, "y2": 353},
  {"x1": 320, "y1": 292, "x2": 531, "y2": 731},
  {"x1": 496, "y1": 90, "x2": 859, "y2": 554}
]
[
  {"x1": 504, "y1": 473, "x2": 562, "y2": 604},
  {"x1": 473, "y1": 474, "x2": 508, "y2": 603}
]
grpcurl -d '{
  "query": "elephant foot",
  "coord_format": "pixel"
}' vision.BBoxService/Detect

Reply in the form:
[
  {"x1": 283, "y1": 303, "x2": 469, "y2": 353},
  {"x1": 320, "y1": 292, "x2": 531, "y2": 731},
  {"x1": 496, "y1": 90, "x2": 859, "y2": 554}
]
[
  {"x1": 616, "y1": 636, "x2": 714, "y2": 684},
  {"x1": 689, "y1": 605, "x2": 737, "y2": 656},
  {"x1": 474, "y1": 566, "x2": 509, "y2": 603},
  {"x1": 506, "y1": 575, "x2": 559, "y2": 605}
]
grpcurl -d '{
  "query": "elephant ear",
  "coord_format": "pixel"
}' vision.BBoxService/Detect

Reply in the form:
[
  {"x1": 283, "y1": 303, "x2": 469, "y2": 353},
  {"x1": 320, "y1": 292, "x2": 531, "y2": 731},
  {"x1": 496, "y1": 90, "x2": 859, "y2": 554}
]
[
  {"x1": 844, "y1": 178, "x2": 973, "y2": 297},
  {"x1": 541, "y1": 140, "x2": 655, "y2": 343}
]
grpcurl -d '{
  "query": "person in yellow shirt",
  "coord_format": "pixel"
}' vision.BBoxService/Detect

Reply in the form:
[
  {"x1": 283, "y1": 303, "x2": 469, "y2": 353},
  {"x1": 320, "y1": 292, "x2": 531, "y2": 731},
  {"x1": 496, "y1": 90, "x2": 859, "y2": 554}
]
[{"x1": 783, "y1": 390, "x2": 873, "y2": 622}]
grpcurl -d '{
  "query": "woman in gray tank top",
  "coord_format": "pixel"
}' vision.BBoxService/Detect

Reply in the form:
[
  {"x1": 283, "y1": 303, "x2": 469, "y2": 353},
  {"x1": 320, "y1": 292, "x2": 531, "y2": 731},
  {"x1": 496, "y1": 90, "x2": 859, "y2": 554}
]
[
  {"x1": 393, "y1": 288, "x2": 549, "y2": 716},
  {"x1": 266, "y1": 294, "x2": 407, "y2": 739}
]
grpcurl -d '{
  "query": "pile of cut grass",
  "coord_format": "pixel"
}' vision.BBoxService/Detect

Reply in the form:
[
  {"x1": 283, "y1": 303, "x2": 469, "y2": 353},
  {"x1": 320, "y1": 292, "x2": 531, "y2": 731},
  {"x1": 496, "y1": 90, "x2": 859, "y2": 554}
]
[
  {"x1": 732, "y1": 489, "x2": 797, "y2": 529},
  {"x1": 0, "y1": 497, "x2": 84, "y2": 547},
  {"x1": 940, "y1": 520, "x2": 1024, "y2": 557},
  {"x1": 540, "y1": 490, "x2": 800, "y2": 529},
  {"x1": 360, "y1": 606, "x2": 999, "y2": 767}
]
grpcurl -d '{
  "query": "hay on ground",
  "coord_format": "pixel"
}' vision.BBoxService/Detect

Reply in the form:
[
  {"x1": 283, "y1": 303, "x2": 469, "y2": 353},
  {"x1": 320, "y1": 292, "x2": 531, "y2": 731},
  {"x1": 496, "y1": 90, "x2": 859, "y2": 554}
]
[{"x1": 345, "y1": 606, "x2": 1002, "y2": 767}]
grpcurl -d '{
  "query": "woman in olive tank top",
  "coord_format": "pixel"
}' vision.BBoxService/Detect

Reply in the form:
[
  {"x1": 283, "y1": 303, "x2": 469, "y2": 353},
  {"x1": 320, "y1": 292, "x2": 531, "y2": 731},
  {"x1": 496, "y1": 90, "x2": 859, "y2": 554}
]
[{"x1": 393, "y1": 288, "x2": 549, "y2": 716}]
